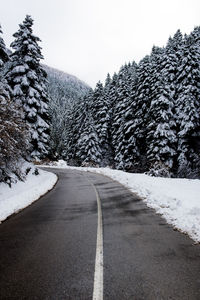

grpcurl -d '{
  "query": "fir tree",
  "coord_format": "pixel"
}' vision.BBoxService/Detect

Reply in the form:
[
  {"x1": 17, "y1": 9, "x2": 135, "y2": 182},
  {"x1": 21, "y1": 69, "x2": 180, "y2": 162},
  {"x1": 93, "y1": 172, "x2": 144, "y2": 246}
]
[
  {"x1": 175, "y1": 29, "x2": 200, "y2": 176},
  {"x1": 0, "y1": 95, "x2": 29, "y2": 184},
  {"x1": 146, "y1": 41, "x2": 179, "y2": 176},
  {"x1": 62, "y1": 94, "x2": 90, "y2": 164},
  {"x1": 48, "y1": 95, "x2": 73, "y2": 159},
  {"x1": 6, "y1": 15, "x2": 49, "y2": 159},
  {"x1": 76, "y1": 113, "x2": 101, "y2": 166},
  {"x1": 112, "y1": 64, "x2": 132, "y2": 169},
  {"x1": 132, "y1": 55, "x2": 152, "y2": 171},
  {"x1": 92, "y1": 81, "x2": 111, "y2": 166},
  {"x1": 121, "y1": 61, "x2": 140, "y2": 171},
  {"x1": 0, "y1": 26, "x2": 29, "y2": 184}
]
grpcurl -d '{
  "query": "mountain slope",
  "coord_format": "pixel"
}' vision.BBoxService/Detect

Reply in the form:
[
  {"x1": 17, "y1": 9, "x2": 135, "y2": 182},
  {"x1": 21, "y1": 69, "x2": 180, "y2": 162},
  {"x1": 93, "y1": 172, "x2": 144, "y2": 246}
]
[
  {"x1": 43, "y1": 64, "x2": 91, "y2": 104},
  {"x1": 43, "y1": 65, "x2": 91, "y2": 159}
]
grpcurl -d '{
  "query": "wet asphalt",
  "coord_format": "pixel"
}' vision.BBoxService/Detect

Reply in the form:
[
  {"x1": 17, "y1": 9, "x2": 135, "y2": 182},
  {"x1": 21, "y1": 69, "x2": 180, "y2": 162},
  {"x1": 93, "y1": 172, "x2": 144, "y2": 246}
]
[{"x1": 0, "y1": 168, "x2": 200, "y2": 300}]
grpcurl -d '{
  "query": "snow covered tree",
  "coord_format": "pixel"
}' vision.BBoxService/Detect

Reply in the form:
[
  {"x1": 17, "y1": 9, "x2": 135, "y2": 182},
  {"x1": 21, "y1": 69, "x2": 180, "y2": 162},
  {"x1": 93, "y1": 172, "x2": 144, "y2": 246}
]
[
  {"x1": 120, "y1": 61, "x2": 141, "y2": 171},
  {"x1": 102, "y1": 73, "x2": 115, "y2": 165},
  {"x1": 48, "y1": 96, "x2": 74, "y2": 159},
  {"x1": 0, "y1": 95, "x2": 30, "y2": 185},
  {"x1": 146, "y1": 39, "x2": 180, "y2": 176},
  {"x1": 146, "y1": 87, "x2": 177, "y2": 176},
  {"x1": 131, "y1": 55, "x2": 152, "y2": 171},
  {"x1": 175, "y1": 29, "x2": 200, "y2": 177},
  {"x1": 0, "y1": 25, "x2": 30, "y2": 184},
  {"x1": 91, "y1": 81, "x2": 112, "y2": 166},
  {"x1": 62, "y1": 94, "x2": 90, "y2": 164},
  {"x1": 104, "y1": 72, "x2": 119, "y2": 164},
  {"x1": 112, "y1": 64, "x2": 133, "y2": 169},
  {"x1": 6, "y1": 15, "x2": 49, "y2": 159},
  {"x1": 45, "y1": 65, "x2": 91, "y2": 160},
  {"x1": 70, "y1": 26, "x2": 200, "y2": 178},
  {"x1": 107, "y1": 72, "x2": 118, "y2": 110},
  {"x1": 76, "y1": 113, "x2": 101, "y2": 166}
]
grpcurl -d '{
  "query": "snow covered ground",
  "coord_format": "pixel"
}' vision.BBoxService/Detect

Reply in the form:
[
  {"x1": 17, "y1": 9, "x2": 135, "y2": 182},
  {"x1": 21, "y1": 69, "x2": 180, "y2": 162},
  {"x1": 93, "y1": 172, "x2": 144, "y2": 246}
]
[
  {"x1": 43, "y1": 160, "x2": 200, "y2": 243},
  {"x1": 0, "y1": 168, "x2": 57, "y2": 223}
]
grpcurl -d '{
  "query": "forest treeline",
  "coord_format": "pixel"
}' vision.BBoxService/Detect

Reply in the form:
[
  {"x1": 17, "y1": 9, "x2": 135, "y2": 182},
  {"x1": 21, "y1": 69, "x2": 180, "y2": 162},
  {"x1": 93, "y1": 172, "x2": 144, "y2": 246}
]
[
  {"x1": 59, "y1": 27, "x2": 200, "y2": 178},
  {"x1": 0, "y1": 15, "x2": 200, "y2": 185}
]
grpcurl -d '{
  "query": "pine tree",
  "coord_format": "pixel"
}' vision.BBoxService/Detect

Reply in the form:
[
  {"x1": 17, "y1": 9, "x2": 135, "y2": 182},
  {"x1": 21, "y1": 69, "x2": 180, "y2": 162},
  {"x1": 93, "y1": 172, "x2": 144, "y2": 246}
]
[
  {"x1": 104, "y1": 72, "x2": 118, "y2": 165},
  {"x1": 0, "y1": 26, "x2": 29, "y2": 184},
  {"x1": 175, "y1": 29, "x2": 200, "y2": 176},
  {"x1": 102, "y1": 73, "x2": 114, "y2": 165},
  {"x1": 108, "y1": 72, "x2": 118, "y2": 110},
  {"x1": 62, "y1": 94, "x2": 90, "y2": 164},
  {"x1": 92, "y1": 81, "x2": 112, "y2": 166},
  {"x1": 146, "y1": 39, "x2": 180, "y2": 176},
  {"x1": 0, "y1": 95, "x2": 29, "y2": 184},
  {"x1": 76, "y1": 113, "x2": 101, "y2": 166},
  {"x1": 112, "y1": 64, "x2": 132, "y2": 169},
  {"x1": 6, "y1": 15, "x2": 49, "y2": 159},
  {"x1": 131, "y1": 55, "x2": 152, "y2": 171},
  {"x1": 121, "y1": 61, "x2": 140, "y2": 171},
  {"x1": 48, "y1": 95, "x2": 73, "y2": 159}
]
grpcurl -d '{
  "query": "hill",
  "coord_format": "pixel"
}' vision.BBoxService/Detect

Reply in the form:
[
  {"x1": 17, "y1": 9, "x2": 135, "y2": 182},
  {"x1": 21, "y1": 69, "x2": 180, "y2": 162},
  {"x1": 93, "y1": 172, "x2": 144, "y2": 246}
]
[
  {"x1": 43, "y1": 65, "x2": 91, "y2": 159},
  {"x1": 43, "y1": 65, "x2": 91, "y2": 104}
]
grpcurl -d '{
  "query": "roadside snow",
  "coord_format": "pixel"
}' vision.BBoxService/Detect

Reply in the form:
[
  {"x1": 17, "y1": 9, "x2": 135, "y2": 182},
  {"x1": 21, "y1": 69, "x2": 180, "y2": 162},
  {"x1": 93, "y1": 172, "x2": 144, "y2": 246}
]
[
  {"x1": 42, "y1": 160, "x2": 200, "y2": 243},
  {"x1": 0, "y1": 168, "x2": 57, "y2": 223}
]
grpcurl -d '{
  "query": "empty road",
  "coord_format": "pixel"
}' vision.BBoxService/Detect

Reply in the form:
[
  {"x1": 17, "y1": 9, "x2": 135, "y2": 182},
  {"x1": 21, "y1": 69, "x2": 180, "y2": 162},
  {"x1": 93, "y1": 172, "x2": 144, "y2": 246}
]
[{"x1": 0, "y1": 168, "x2": 200, "y2": 299}]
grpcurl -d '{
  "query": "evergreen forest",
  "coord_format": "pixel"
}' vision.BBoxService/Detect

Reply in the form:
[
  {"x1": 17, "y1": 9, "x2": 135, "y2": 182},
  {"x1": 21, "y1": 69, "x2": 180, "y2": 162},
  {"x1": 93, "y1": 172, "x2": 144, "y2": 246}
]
[{"x1": 0, "y1": 15, "x2": 200, "y2": 185}]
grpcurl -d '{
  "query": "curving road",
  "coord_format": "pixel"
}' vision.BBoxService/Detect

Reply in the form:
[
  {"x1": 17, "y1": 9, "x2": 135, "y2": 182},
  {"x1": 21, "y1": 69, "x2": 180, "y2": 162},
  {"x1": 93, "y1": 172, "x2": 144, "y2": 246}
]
[{"x1": 0, "y1": 168, "x2": 200, "y2": 299}]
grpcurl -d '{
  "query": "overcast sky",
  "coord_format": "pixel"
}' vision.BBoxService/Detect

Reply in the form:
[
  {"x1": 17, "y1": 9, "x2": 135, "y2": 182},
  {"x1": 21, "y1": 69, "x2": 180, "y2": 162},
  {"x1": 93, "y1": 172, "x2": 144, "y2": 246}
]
[{"x1": 1, "y1": 0, "x2": 200, "y2": 88}]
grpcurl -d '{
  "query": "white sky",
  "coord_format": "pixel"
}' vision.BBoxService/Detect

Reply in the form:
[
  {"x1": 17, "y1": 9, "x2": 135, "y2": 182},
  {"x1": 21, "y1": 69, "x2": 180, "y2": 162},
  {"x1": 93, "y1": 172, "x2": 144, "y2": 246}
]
[{"x1": 1, "y1": 0, "x2": 200, "y2": 88}]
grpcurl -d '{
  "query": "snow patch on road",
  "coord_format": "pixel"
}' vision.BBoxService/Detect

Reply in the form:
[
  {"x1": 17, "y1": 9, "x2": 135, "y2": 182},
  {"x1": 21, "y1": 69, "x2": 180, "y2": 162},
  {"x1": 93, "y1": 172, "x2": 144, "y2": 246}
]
[
  {"x1": 42, "y1": 160, "x2": 200, "y2": 243},
  {"x1": 0, "y1": 168, "x2": 57, "y2": 223}
]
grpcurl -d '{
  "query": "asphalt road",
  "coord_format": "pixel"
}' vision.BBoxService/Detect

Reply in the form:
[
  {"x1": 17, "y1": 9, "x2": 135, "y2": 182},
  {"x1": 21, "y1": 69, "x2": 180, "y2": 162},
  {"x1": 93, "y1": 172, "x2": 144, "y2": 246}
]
[{"x1": 0, "y1": 168, "x2": 200, "y2": 300}]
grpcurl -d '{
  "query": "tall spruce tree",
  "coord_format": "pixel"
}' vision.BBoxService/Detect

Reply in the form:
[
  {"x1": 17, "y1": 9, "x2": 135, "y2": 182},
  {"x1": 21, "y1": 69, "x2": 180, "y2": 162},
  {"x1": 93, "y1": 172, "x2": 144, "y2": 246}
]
[
  {"x1": 112, "y1": 64, "x2": 132, "y2": 169},
  {"x1": 146, "y1": 42, "x2": 178, "y2": 176},
  {"x1": 175, "y1": 29, "x2": 200, "y2": 176},
  {"x1": 6, "y1": 15, "x2": 49, "y2": 159},
  {"x1": 0, "y1": 25, "x2": 29, "y2": 184},
  {"x1": 92, "y1": 81, "x2": 111, "y2": 166},
  {"x1": 103, "y1": 73, "x2": 114, "y2": 165},
  {"x1": 133, "y1": 55, "x2": 152, "y2": 171},
  {"x1": 76, "y1": 112, "x2": 101, "y2": 166},
  {"x1": 63, "y1": 94, "x2": 91, "y2": 164},
  {"x1": 120, "y1": 61, "x2": 141, "y2": 171}
]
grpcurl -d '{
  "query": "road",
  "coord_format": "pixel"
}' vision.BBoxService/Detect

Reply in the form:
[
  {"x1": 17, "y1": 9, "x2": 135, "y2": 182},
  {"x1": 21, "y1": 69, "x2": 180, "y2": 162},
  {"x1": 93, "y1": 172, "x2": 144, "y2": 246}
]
[{"x1": 0, "y1": 168, "x2": 200, "y2": 299}]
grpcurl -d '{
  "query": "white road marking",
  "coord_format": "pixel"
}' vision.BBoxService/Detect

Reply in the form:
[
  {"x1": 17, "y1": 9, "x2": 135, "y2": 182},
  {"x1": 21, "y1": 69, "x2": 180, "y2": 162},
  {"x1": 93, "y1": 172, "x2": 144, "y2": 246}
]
[{"x1": 87, "y1": 177, "x2": 104, "y2": 300}]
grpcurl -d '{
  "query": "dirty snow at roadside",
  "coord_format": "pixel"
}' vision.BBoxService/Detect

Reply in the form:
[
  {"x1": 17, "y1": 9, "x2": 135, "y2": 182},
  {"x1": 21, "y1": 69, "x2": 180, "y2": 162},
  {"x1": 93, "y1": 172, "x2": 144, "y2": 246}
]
[
  {"x1": 43, "y1": 160, "x2": 200, "y2": 243},
  {"x1": 0, "y1": 168, "x2": 57, "y2": 223}
]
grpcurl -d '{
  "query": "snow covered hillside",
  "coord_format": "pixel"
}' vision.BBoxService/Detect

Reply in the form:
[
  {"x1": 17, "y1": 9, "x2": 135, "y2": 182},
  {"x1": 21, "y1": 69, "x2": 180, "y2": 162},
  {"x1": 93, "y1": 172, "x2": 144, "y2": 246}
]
[
  {"x1": 43, "y1": 161, "x2": 200, "y2": 243},
  {"x1": 43, "y1": 64, "x2": 91, "y2": 159},
  {"x1": 0, "y1": 168, "x2": 57, "y2": 223},
  {"x1": 44, "y1": 64, "x2": 91, "y2": 103}
]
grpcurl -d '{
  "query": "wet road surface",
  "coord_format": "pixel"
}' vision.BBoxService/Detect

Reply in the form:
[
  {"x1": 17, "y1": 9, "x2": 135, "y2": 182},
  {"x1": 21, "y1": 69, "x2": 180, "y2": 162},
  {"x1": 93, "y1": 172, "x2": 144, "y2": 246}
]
[{"x1": 0, "y1": 168, "x2": 200, "y2": 299}]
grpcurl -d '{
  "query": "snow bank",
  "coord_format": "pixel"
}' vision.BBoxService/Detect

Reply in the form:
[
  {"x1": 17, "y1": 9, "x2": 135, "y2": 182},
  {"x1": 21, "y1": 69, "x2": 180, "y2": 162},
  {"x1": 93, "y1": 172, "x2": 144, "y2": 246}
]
[
  {"x1": 91, "y1": 168, "x2": 200, "y2": 243},
  {"x1": 0, "y1": 168, "x2": 57, "y2": 223},
  {"x1": 42, "y1": 161, "x2": 200, "y2": 243}
]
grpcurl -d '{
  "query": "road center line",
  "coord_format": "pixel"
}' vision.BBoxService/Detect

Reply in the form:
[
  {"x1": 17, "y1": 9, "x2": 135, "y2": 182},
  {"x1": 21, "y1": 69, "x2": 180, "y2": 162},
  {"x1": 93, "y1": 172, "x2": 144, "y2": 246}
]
[{"x1": 87, "y1": 176, "x2": 103, "y2": 300}]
